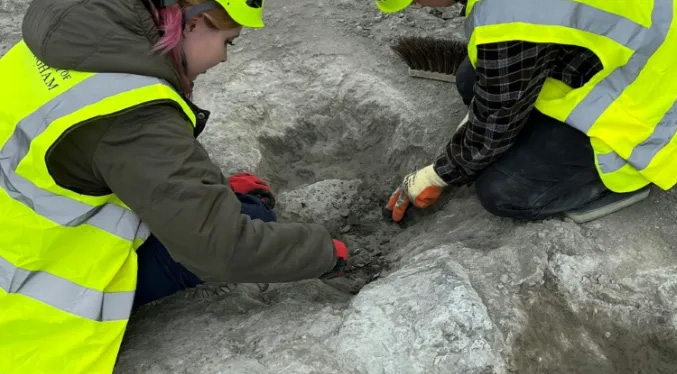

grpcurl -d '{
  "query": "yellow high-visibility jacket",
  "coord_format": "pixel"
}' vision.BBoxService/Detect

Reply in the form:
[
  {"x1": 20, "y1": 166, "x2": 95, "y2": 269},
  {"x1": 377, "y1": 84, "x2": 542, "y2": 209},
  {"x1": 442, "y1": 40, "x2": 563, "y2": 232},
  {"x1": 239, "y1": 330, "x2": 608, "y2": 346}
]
[
  {"x1": 0, "y1": 40, "x2": 195, "y2": 374},
  {"x1": 466, "y1": 0, "x2": 677, "y2": 192}
]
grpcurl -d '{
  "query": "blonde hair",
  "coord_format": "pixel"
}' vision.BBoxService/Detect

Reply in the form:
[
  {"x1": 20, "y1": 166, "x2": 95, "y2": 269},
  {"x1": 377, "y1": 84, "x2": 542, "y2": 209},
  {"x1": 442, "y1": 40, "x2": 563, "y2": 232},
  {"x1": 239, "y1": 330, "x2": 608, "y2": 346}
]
[{"x1": 150, "y1": 0, "x2": 240, "y2": 96}]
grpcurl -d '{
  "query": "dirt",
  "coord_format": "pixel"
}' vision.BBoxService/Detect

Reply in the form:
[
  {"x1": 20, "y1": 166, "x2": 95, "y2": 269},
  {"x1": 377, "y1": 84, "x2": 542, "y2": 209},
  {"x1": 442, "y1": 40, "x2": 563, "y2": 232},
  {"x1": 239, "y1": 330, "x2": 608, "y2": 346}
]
[{"x1": 513, "y1": 272, "x2": 677, "y2": 374}]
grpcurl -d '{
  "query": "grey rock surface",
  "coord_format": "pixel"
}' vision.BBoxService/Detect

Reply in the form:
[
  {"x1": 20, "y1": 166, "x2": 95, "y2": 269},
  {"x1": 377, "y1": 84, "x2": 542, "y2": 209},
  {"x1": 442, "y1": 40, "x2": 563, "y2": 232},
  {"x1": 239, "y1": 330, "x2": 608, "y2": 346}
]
[
  {"x1": 276, "y1": 179, "x2": 362, "y2": 230},
  {"x1": 3, "y1": 0, "x2": 677, "y2": 373},
  {"x1": 0, "y1": 0, "x2": 27, "y2": 54},
  {"x1": 333, "y1": 247, "x2": 504, "y2": 374}
]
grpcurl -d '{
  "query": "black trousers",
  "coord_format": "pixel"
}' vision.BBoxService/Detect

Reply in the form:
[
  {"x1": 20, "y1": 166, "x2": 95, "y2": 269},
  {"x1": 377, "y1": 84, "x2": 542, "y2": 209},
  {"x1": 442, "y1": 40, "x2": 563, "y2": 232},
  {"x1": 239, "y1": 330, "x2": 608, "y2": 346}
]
[
  {"x1": 133, "y1": 193, "x2": 277, "y2": 309},
  {"x1": 455, "y1": 57, "x2": 608, "y2": 220}
]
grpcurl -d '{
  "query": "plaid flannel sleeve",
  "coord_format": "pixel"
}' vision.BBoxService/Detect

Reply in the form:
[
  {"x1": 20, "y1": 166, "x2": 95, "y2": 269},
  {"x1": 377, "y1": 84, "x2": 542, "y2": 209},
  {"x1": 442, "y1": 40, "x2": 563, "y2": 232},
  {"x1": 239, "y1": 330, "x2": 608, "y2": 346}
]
[{"x1": 433, "y1": 41, "x2": 557, "y2": 185}]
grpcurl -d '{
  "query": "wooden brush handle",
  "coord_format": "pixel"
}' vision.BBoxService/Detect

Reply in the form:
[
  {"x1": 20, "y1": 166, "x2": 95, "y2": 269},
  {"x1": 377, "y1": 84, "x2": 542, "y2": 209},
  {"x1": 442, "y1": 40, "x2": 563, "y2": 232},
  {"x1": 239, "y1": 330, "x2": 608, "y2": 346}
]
[{"x1": 408, "y1": 68, "x2": 456, "y2": 83}]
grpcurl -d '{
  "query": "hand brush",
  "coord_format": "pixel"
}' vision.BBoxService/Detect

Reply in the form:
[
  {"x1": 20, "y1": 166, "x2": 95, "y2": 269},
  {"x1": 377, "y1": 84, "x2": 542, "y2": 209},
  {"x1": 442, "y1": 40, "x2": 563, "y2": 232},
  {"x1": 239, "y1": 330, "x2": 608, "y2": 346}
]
[{"x1": 390, "y1": 36, "x2": 468, "y2": 83}]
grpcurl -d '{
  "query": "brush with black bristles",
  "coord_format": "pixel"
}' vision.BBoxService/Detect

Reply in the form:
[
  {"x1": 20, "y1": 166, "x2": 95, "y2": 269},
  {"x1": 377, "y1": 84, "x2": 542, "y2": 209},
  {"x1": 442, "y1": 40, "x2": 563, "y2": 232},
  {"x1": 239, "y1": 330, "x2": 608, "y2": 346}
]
[{"x1": 390, "y1": 36, "x2": 468, "y2": 83}]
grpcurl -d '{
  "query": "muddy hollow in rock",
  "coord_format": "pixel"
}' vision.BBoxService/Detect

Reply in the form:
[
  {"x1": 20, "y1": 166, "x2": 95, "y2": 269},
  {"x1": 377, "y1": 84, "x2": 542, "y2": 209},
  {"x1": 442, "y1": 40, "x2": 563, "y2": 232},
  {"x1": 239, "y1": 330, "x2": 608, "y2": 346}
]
[
  {"x1": 257, "y1": 111, "x2": 407, "y2": 294},
  {"x1": 512, "y1": 271, "x2": 677, "y2": 374}
]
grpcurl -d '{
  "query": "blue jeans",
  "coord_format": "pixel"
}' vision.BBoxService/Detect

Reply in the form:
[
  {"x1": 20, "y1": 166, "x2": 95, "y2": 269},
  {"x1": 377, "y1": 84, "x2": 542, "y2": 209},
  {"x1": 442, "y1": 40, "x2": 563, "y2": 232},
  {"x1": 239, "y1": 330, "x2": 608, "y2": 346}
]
[{"x1": 133, "y1": 193, "x2": 277, "y2": 308}]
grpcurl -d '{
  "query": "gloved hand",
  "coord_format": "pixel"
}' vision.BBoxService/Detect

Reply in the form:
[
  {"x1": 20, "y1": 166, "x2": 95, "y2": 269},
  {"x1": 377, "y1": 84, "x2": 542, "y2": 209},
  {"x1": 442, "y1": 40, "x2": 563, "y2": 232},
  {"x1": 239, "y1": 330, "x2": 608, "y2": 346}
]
[
  {"x1": 386, "y1": 164, "x2": 448, "y2": 222},
  {"x1": 320, "y1": 239, "x2": 349, "y2": 279},
  {"x1": 228, "y1": 173, "x2": 276, "y2": 209}
]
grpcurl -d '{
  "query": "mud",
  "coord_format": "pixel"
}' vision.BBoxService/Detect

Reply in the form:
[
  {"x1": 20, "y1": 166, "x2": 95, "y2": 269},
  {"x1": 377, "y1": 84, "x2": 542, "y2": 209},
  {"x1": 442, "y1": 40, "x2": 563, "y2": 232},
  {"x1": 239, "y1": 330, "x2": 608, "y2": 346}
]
[
  {"x1": 256, "y1": 115, "x2": 403, "y2": 294},
  {"x1": 514, "y1": 272, "x2": 677, "y2": 374}
]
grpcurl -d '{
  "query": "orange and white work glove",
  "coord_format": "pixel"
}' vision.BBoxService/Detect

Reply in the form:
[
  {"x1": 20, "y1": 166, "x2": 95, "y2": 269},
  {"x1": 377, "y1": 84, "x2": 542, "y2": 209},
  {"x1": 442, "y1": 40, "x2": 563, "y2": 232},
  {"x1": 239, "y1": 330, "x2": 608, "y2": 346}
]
[{"x1": 386, "y1": 164, "x2": 448, "y2": 222}]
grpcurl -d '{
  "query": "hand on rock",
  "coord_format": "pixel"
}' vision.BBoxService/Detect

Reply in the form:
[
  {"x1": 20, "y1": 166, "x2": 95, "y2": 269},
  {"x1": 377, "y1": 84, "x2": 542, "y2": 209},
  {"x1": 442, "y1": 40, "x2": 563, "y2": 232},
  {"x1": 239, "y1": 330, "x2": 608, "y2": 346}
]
[
  {"x1": 228, "y1": 173, "x2": 276, "y2": 209},
  {"x1": 320, "y1": 239, "x2": 349, "y2": 279},
  {"x1": 386, "y1": 164, "x2": 447, "y2": 222}
]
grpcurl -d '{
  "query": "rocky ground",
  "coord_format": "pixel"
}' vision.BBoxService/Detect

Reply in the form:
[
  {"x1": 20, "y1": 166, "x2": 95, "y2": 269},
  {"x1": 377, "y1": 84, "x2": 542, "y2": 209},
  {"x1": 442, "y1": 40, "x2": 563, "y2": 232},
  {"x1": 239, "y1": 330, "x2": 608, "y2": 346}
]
[{"x1": 4, "y1": 0, "x2": 677, "y2": 373}]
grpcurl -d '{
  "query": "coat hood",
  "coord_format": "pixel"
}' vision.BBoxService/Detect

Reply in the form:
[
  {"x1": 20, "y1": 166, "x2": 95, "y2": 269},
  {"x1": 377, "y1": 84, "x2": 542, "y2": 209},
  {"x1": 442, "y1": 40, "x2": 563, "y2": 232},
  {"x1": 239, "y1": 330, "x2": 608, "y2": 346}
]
[{"x1": 21, "y1": 0, "x2": 182, "y2": 90}]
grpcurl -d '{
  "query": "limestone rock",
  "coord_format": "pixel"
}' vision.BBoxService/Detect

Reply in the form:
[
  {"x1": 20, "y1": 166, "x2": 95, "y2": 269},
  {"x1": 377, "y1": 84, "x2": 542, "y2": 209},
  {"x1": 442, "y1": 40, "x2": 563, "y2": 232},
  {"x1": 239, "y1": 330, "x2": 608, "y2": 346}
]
[{"x1": 334, "y1": 247, "x2": 505, "y2": 374}]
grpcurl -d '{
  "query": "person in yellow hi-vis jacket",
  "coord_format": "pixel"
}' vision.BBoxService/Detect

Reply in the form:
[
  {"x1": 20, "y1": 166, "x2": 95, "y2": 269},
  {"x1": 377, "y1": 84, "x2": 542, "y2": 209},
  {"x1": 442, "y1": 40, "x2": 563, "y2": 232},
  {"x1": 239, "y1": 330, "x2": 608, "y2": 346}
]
[
  {"x1": 0, "y1": 0, "x2": 350, "y2": 372},
  {"x1": 380, "y1": 0, "x2": 675, "y2": 224}
]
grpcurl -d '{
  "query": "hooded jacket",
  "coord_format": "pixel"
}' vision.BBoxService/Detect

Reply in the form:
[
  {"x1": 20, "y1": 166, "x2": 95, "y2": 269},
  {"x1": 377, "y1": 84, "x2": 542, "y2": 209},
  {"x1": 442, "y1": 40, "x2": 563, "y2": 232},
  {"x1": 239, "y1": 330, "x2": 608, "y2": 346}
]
[{"x1": 19, "y1": 0, "x2": 337, "y2": 283}]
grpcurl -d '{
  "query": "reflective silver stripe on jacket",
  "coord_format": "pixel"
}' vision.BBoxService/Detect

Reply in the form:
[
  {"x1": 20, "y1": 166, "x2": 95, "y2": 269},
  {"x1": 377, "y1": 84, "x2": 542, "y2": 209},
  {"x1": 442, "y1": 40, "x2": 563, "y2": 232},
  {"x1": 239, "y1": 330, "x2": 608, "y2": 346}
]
[
  {"x1": 1, "y1": 73, "x2": 157, "y2": 241},
  {"x1": 0, "y1": 256, "x2": 133, "y2": 321},
  {"x1": 466, "y1": 0, "x2": 676, "y2": 175},
  {"x1": 0, "y1": 73, "x2": 168, "y2": 321},
  {"x1": 465, "y1": 0, "x2": 649, "y2": 50}
]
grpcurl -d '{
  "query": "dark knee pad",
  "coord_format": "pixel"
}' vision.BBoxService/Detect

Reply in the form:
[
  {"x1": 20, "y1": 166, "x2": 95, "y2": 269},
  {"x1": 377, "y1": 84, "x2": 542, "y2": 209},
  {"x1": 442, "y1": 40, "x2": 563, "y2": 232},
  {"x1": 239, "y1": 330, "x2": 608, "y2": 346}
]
[
  {"x1": 455, "y1": 57, "x2": 477, "y2": 106},
  {"x1": 474, "y1": 170, "x2": 539, "y2": 220},
  {"x1": 475, "y1": 174, "x2": 511, "y2": 217}
]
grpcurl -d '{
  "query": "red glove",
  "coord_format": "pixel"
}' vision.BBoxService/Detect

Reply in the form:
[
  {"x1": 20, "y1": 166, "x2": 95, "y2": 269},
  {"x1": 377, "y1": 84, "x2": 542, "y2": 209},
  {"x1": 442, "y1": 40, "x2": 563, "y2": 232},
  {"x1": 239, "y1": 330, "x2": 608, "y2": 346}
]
[
  {"x1": 320, "y1": 239, "x2": 349, "y2": 279},
  {"x1": 228, "y1": 173, "x2": 276, "y2": 209}
]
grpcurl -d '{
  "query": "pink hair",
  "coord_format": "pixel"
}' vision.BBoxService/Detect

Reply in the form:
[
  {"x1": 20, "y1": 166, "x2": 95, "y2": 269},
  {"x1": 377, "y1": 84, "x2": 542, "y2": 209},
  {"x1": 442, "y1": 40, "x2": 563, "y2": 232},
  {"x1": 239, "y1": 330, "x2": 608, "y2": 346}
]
[{"x1": 149, "y1": 3, "x2": 193, "y2": 97}]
